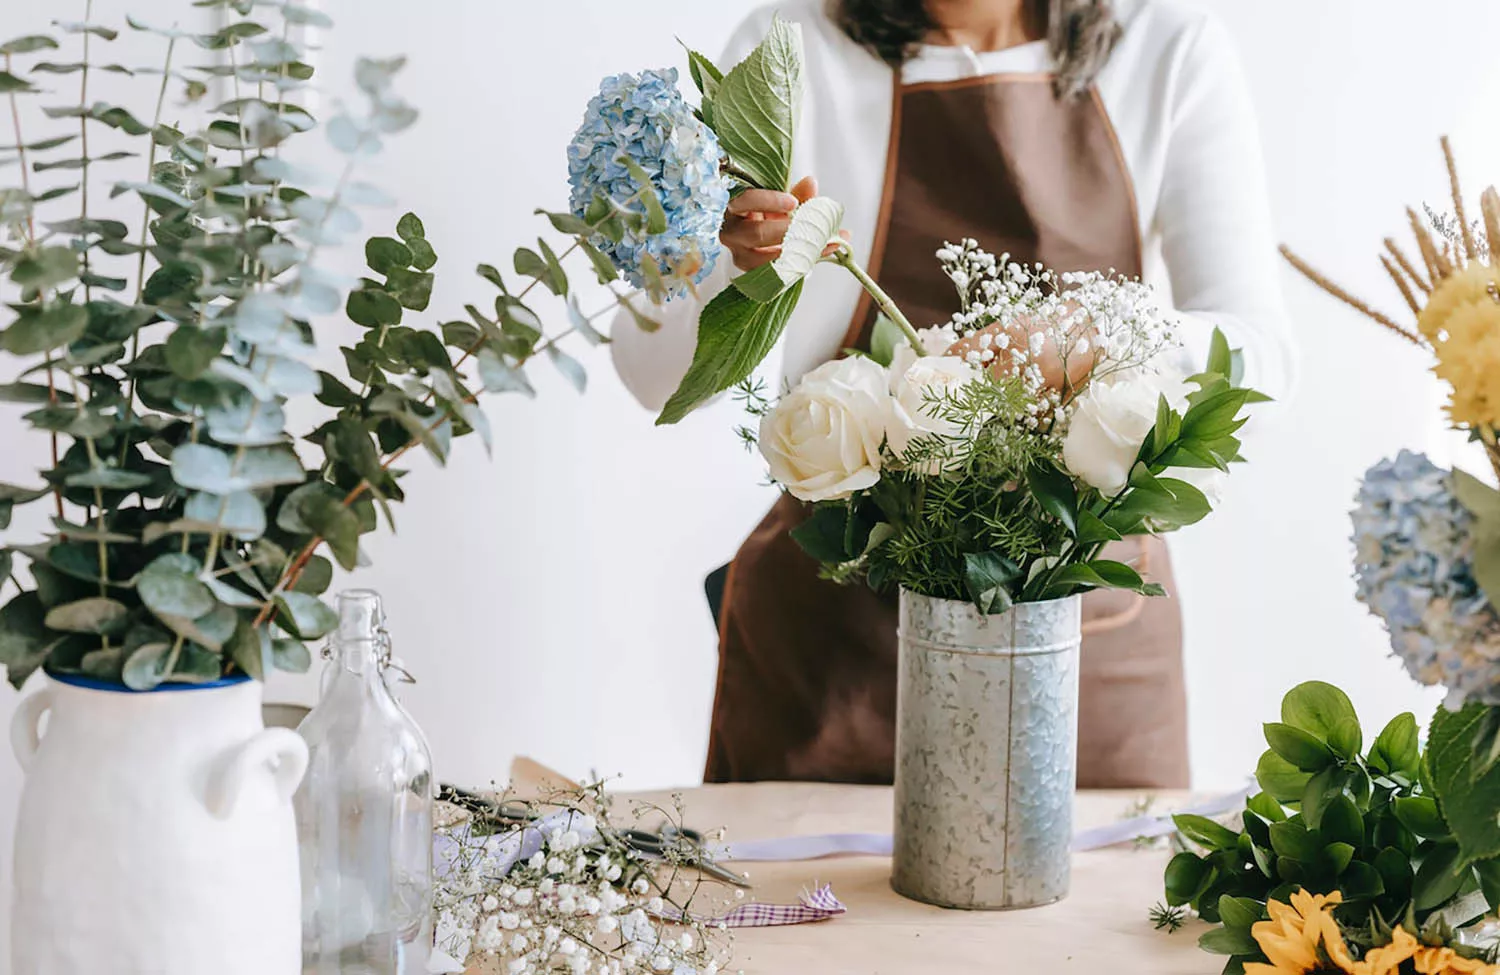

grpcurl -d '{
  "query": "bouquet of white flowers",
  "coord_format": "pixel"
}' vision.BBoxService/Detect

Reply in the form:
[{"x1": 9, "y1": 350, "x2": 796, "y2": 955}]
[{"x1": 747, "y1": 239, "x2": 1266, "y2": 611}]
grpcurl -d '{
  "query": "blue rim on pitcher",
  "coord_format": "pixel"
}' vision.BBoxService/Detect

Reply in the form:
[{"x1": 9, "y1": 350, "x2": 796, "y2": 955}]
[{"x1": 44, "y1": 668, "x2": 252, "y2": 693}]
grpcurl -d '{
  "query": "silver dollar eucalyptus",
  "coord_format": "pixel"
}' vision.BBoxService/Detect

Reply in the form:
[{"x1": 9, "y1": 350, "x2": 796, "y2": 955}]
[{"x1": 0, "y1": 0, "x2": 657, "y2": 691}]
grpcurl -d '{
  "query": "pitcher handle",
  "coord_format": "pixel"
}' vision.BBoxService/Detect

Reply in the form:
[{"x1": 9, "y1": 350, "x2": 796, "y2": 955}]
[
  {"x1": 207, "y1": 728, "x2": 309, "y2": 819},
  {"x1": 10, "y1": 688, "x2": 54, "y2": 771}
]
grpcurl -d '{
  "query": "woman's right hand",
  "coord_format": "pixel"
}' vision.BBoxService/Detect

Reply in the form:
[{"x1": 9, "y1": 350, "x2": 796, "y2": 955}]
[{"x1": 721, "y1": 175, "x2": 847, "y2": 271}]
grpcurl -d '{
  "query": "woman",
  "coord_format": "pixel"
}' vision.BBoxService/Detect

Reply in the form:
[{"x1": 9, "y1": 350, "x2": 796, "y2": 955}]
[{"x1": 611, "y1": 0, "x2": 1297, "y2": 788}]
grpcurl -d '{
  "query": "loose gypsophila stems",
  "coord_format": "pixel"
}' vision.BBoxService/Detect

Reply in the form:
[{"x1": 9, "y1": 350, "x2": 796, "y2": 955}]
[{"x1": 831, "y1": 244, "x2": 925, "y2": 353}]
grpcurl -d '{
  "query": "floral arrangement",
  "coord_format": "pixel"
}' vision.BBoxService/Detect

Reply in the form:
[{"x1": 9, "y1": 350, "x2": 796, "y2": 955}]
[
  {"x1": 1160, "y1": 681, "x2": 1500, "y2": 975},
  {"x1": 434, "y1": 782, "x2": 733, "y2": 975},
  {"x1": 1283, "y1": 139, "x2": 1500, "y2": 877},
  {"x1": 745, "y1": 239, "x2": 1264, "y2": 609}
]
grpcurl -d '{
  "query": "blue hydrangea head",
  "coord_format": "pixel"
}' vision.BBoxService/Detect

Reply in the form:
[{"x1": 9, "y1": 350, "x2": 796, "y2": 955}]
[
  {"x1": 566, "y1": 67, "x2": 731, "y2": 301},
  {"x1": 1352, "y1": 450, "x2": 1500, "y2": 707}
]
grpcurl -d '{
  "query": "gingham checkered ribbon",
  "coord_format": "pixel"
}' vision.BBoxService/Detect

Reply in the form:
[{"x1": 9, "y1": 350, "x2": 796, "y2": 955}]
[{"x1": 655, "y1": 883, "x2": 847, "y2": 928}]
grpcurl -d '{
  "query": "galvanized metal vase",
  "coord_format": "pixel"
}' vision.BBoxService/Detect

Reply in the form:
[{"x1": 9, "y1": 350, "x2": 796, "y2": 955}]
[{"x1": 891, "y1": 590, "x2": 1082, "y2": 910}]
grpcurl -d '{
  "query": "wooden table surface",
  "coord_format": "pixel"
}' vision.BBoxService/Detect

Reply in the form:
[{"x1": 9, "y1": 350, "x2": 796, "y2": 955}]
[{"x1": 625, "y1": 780, "x2": 1213, "y2": 975}]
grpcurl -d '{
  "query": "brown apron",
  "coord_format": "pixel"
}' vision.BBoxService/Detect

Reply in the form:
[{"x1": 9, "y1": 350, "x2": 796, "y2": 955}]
[{"x1": 706, "y1": 74, "x2": 1190, "y2": 789}]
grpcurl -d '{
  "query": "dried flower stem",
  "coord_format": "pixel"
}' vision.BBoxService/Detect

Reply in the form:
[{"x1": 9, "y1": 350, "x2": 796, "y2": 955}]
[
  {"x1": 1442, "y1": 136, "x2": 1479, "y2": 263},
  {"x1": 1483, "y1": 188, "x2": 1500, "y2": 264},
  {"x1": 1409, "y1": 207, "x2": 1450, "y2": 282},
  {"x1": 1385, "y1": 238, "x2": 1431, "y2": 294},
  {"x1": 1380, "y1": 255, "x2": 1422, "y2": 317},
  {"x1": 1279, "y1": 245, "x2": 1428, "y2": 348}
]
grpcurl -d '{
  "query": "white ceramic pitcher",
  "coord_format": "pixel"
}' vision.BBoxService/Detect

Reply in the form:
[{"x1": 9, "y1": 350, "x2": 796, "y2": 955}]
[{"x1": 9, "y1": 671, "x2": 308, "y2": 975}]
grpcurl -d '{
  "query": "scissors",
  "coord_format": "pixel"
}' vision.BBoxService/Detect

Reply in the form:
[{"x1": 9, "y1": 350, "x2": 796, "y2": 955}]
[
  {"x1": 437, "y1": 783, "x2": 537, "y2": 827},
  {"x1": 619, "y1": 824, "x2": 751, "y2": 889}
]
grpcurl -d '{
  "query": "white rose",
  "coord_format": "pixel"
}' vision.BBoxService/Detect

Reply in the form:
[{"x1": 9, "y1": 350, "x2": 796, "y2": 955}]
[
  {"x1": 888, "y1": 324, "x2": 959, "y2": 387},
  {"x1": 759, "y1": 356, "x2": 893, "y2": 502},
  {"x1": 1062, "y1": 366, "x2": 1188, "y2": 496},
  {"x1": 885, "y1": 355, "x2": 983, "y2": 471}
]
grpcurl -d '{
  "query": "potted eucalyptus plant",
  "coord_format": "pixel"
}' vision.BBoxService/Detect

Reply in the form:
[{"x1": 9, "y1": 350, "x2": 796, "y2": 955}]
[{"x1": 0, "y1": 3, "x2": 661, "y2": 971}]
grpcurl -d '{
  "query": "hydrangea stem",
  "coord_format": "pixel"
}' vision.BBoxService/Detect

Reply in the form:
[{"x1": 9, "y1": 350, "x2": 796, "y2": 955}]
[{"x1": 831, "y1": 247, "x2": 924, "y2": 353}]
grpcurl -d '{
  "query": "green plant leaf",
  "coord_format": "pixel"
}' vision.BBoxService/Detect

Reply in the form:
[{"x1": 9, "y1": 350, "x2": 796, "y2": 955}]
[
  {"x1": 137, "y1": 553, "x2": 215, "y2": 619},
  {"x1": 733, "y1": 197, "x2": 843, "y2": 302},
  {"x1": 396, "y1": 212, "x2": 424, "y2": 242},
  {"x1": 164, "y1": 324, "x2": 226, "y2": 378},
  {"x1": 1216, "y1": 895, "x2": 1265, "y2": 932},
  {"x1": 658, "y1": 278, "x2": 804, "y2": 425},
  {"x1": 1427, "y1": 703, "x2": 1500, "y2": 866},
  {"x1": 10, "y1": 246, "x2": 78, "y2": 290},
  {"x1": 1198, "y1": 926, "x2": 1258, "y2": 956},
  {"x1": 1257, "y1": 749, "x2": 1313, "y2": 802},
  {"x1": 271, "y1": 637, "x2": 311, "y2": 673},
  {"x1": 1393, "y1": 796, "x2": 1450, "y2": 841},
  {"x1": 709, "y1": 14, "x2": 802, "y2": 191},
  {"x1": 963, "y1": 551, "x2": 1018, "y2": 615},
  {"x1": 274, "y1": 591, "x2": 337, "y2": 641},
  {"x1": 1269, "y1": 818, "x2": 1323, "y2": 862},
  {"x1": 1163, "y1": 851, "x2": 1210, "y2": 906},
  {"x1": 1320, "y1": 794, "x2": 1364, "y2": 849},
  {"x1": 1027, "y1": 462, "x2": 1078, "y2": 537},
  {"x1": 1281, "y1": 681, "x2": 1360, "y2": 741},
  {"x1": 346, "y1": 287, "x2": 403, "y2": 328},
  {"x1": 1264, "y1": 722, "x2": 1337, "y2": 771},
  {"x1": 121, "y1": 641, "x2": 172, "y2": 690},
  {"x1": 42, "y1": 596, "x2": 129, "y2": 635},
  {"x1": 1370, "y1": 712, "x2": 1420, "y2": 778},
  {"x1": 1412, "y1": 843, "x2": 1465, "y2": 911},
  {"x1": 227, "y1": 620, "x2": 268, "y2": 680},
  {"x1": 2, "y1": 302, "x2": 88, "y2": 355},
  {"x1": 365, "y1": 235, "x2": 412, "y2": 275},
  {"x1": 1175, "y1": 814, "x2": 1240, "y2": 851}
]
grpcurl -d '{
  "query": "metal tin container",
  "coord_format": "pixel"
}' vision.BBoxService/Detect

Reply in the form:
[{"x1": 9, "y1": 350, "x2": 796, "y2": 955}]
[{"x1": 891, "y1": 590, "x2": 1082, "y2": 910}]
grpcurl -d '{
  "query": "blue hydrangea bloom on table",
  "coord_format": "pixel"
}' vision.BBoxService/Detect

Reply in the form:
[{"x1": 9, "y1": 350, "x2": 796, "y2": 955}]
[
  {"x1": 1352, "y1": 449, "x2": 1500, "y2": 706},
  {"x1": 566, "y1": 67, "x2": 731, "y2": 301}
]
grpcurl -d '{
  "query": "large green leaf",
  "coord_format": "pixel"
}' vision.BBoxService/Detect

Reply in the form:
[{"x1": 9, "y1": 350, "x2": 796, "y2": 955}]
[
  {"x1": 732, "y1": 197, "x2": 843, "y2": 302},
  {"x1": 709, "y1": 15, "x2": 802, "y2": 192},
  {"x1": 657, "y1": 278, "x2": 804, "y2": 425},
  {"x1": 1281, "y1": 681, "x2": 1359, "y2": 742},
  {"x1": 1428, "y1": 703, "x2": 1500, "y2": 867}
]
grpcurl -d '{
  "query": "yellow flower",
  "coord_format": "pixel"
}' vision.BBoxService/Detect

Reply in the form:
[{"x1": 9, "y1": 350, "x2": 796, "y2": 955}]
[
  {"x1": 1418, "y1": 263, "x2": 1500, "y2": 344},
  {"x1": 1413, "y1": 944, "x2": 1500, "y2": 975},
  {"x1": 1418, "y1": 262, "x2": 1500, "y2": 427},
  {"x1": 1350, "y1": 926, "x2": 1417, "y2": 975},
  {"x1": 1245, "y1": 891, "x2": 1357, "y2": 975}
]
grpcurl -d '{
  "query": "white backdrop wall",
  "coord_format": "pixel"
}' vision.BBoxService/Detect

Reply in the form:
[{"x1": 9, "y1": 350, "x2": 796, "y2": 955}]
[{"x1": 2, "y1": 0, "x2": 1499, "y2": 964}]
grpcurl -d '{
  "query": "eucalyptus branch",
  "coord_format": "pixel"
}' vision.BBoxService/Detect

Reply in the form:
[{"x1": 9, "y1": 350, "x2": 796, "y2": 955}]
[
  {"x1": 451, "y1": 186, "x2": 648, "y2": 373},
  {"x1": 120, "y1": 32, "x2": 178, "y2": 465},
  {"x1": 6, "y1": 51, "x2": 65, "y2": 520},
  {"x1": 76, "y1": 0, "x2": 95, "y2": 306}
]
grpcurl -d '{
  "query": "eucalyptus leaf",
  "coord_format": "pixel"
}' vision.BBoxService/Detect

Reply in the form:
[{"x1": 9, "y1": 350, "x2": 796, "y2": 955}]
[
  {"x1": 275, "y1": 591, "x2": 337, "y2": 640},
  {"x1": 137, "y1": 553, "x2": 215, "y2": 620},
  {"x1": 43, "y1": 597, "x2": 129, "y2": 635}
]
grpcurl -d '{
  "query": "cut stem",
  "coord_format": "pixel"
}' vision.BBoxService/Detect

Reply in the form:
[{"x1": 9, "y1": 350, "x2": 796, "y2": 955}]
[{"x1": 831, "y1": 246, "x2": 923, "y2": 353}]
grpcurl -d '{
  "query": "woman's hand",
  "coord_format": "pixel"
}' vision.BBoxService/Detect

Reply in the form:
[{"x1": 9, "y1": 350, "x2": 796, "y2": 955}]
[{"x1": 720, "y1": 175, "x2": 849, "y2": 271}]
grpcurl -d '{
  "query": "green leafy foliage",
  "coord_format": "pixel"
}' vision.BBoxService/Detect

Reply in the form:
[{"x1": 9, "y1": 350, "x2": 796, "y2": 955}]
[
  {"x1": 1166, "y1": 682, "x2": 1500, "y2": 973},
  {"x1": 707, "y1": 15, "x2": 801, "y2": 193},
  {"x1": 0, "y1": 5, "x2": 643, "y2": 691}
]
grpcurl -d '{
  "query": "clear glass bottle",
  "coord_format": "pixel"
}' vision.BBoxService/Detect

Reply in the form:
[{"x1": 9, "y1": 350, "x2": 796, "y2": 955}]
[{"x1": 295, "y1": 589, "x2": 434, "y2": 975}]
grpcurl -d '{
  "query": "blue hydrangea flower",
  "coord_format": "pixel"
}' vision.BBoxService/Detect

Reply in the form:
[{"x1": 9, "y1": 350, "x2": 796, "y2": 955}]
[
  {"x1": 566, "y1": 67, "x2": 731, "y2": 301},
  {"x1": 1352, "y1": 450, "x2": 1500, "y2": 707}
]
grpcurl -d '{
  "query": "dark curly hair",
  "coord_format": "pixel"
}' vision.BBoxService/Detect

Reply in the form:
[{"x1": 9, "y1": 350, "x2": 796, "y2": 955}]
[{"x1": 829, "y1": 0, "x2": 1122, "y2": 98}]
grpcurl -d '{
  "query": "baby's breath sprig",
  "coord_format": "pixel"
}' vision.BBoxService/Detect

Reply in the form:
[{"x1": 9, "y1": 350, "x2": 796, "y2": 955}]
[{"x1": 434, "y1": 779, "x2": 734, "y2": 975}]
